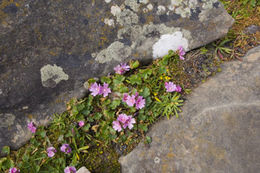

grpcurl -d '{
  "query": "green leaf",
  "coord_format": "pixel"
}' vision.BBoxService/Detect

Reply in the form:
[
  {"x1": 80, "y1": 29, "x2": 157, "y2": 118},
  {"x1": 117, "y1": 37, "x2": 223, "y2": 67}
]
[
  {"x1": 128, "y1": 74, "x2": 142, "y2": 85},
  {"x1": 118, "y1": 84, "x2": 129, "y2": 93},
  {"x1": 145, "y1": 136, "x2": 152, "y2": 144},
  {"x1": 141, "y1": 69, "x2": 153, "y2": 79},
  {"x1": 82, "y1": 123, "x2": 91, "y2": 132},
  {"x1": 93, "y1": 113, "x2": 103, "y2": 120},
  {"x1": 110, "y1": 99, "x2": 121, "y2": 110},
  {"x1": 141, "y1": 87, "x2": 150, "y2": 97},
  {"x1": 103, "y1": 99, "x2": 111, "y2": 106},
  {"x1": 130, "y1": 60, "x2": 140, "y2": 69},
  {"x1": 78, "y1": 145, "x2": 89, "y2": 151},
  {"x1": 101, "y1": 76, "x2": 111, "y2": 84},
  {"x1": 139, "y1": 124, "x2": 148, "y2": 132},
  {"x1": 0, "y1": 158, "x2": 14, "y2": 170},
  {"x1": 71, "y1": 106, "x2": 79, "y2": 116},
  {"x1": 82, "y1": 109, "x2": 90, "y2": 116},
  {"x1": 87, "y1": 78, "x2": 97, "y2": 85},
  {"x1": 113, "y1": 75, "x2": 125, "y2": 85},
  {"x1": 158, "y1": 66, "x2": 167, "y2": 74},
  {"x1": 1, "y1": 146, "x2": 10, "y2": 155},
  {"x1": 138, "y1": 113, "x2": 146, "y2": 121},
  {"x1": 76, "y1": 104, "x2": 85, "y2": 112},
  {"x1": 39, "y1": 131, "x2": 46, "y2": 138},
  {"x1": 103, "y1": 110, "x2": 115, "y2": 120}
]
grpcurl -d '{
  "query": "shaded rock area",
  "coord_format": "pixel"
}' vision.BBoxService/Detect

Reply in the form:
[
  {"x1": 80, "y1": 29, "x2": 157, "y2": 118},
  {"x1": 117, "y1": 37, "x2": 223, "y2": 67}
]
[
  {"x1": 0, "y1": 0, "x2": 233, "y2": 150},
  {"x1": 119, "y1": 46, "x2": 260, "y2": 173}
]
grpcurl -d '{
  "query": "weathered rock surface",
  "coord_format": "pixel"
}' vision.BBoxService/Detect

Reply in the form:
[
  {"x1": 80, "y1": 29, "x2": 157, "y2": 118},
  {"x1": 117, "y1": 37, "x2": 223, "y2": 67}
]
[
  {"x1": 0, "y1": 0, "x2": 233, "y2": 150},
  {"x1": 119, "y1": 46, "x2": 260, "y2": 173},
  {"x1": 76, "y1": 167, "x2": 91, "y2": 173}
]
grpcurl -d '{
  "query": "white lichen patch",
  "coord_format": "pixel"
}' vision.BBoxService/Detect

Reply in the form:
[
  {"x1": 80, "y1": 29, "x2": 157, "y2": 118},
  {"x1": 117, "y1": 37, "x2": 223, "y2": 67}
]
[
  {"x1": 104, "y1": 0, "x2": 111, "y2": 3},
  {"x1": 140, "y1": 0, "x2": 149, "y2": 4},
  {"x1": 124, "y1": 0, "x2": 140, "y2": 12},
  {"x1": 154, "y1": 157, "x2": 161, "y2": 164},
  {"x1": 40, "y1": 64, "x2": 69, "y2": 88},
  {"x1": 199, "y1": 0, "x2": 219, "y2": 22},
  {"x1": 175, "y1": 6, "x2": 191, "y2": 18},
  {"x1": 201, "y1": 0, "x2": 218, "y2": 9},
  {"x1": 147, "y1": 3, "x2": 153, "y2": 11},
  {"x1": 170, "y1": 0, "x2": 182, "y2": 6},
  {"x1": 167, "y1": 0, "x2": 200, "y2": 18},
  {"x1": 95, "y1": 41, "x2": 131, "y2": 63},
  {"x1": 189, "y1": 0, "x2": 198, "y2": 8},
  {"x1": 111, "y1": 5, "x2": 121, "y2": 16},
  {"x1": 152, "y1": 31, "x2": 189, "y2": 59},
  {"x1": 116, "y1": 9, "x2": 139, "y2": 26},
  {"x1": 157, "y1": 5, "x2": 166, "y2": 15},
  {"x1": 104, "y1": 18, "x2": 115, "y2": 27}
]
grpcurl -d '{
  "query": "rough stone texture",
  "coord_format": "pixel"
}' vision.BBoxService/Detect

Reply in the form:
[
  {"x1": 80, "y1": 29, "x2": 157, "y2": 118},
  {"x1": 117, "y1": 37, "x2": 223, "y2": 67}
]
[
  {"x1": 244, "y1": 24, "x2": 260, "y2": 34},
  {"x1": 76, "y1": 167, "x2": 91, "y2": 173},
  {"x1": 119, "y1": 46, "x2": 260, "y2": 173},
  {"x1": 0, "y1": 0, "x2": 233, "y2": 150}
]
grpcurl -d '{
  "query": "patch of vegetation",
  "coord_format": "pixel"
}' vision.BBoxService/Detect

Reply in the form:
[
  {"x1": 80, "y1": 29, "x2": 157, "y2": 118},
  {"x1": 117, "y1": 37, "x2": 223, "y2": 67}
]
[
  {"x1": 0, "y1": 49, "x2": 191, "y2": 173},
  {"x1": 217, "y1": 0, "x2": 260, "y2": 59}
]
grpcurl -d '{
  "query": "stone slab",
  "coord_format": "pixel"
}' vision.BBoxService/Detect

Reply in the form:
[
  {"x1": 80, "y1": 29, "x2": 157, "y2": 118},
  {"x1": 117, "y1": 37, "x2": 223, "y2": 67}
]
[
  {"x1": 119, "y1": 46, "x2": 260, "y2": 173},
  {"x1": 0, "y1": 0, "x2": 233, "y2": 150}
]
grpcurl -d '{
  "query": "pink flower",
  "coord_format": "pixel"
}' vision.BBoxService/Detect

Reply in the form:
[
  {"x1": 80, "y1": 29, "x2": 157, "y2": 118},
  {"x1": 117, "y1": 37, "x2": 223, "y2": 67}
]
[
  {"x1": 9, "y1": 168, "x2": 20, "y2": 173},
  {"x1": 101, "y1": 83, "x2": 111, "y2": 97},
  {"x1": 178, "y1": 46, "x2": 185, "y2": 60},
  {"x1": 64, "y1": 166, "x2": 76, "y2": 173},
  {"x1": 71, "y1": 128, "x2": 75, "y2": 135},
  {"x1": 47, "y1": 147, "x2": 57, "y2": 158},
  {"x1": 126, "y1": 95, "x2": 136, "y2": 107},
  {"x1": 176, "y1": 85, "x2": 182, "y2": 92},
  {"x1": 114, "y1": 63, "x2": 130, "y2": 75},
  {"x1": 121, "y1": 63, "x2": 130, "y2": 71},
  {"x1": 122, "y1": 93, "x2": 128, "y2": 102},
  {"x1": 165, "y1": 82, "x2": 177, "y2": 92},
  {"x1": 27, "y1": 122, "x2": 37, "y2": 133},
  {"x1": 122, "y1": 116, "x2": 136, "y2": 129},
  {"x1": 60, "y1": 144, "x2": 72, "y2": 154},
  {"x1": 117, "y1": 114, "x2": 129, "y2": 124},
  {"x1": 78, "y1": 121, "x2": 85, "y2": 127},
  {"x1": 135, "y1": 96, "x2": 146, "y2": 109},
  {"x1": 112, "y1": 120, "x2": 122, "y2": 132},
  {"x1": 89, "y1": 82, "x2": 102, "y2": 96}
]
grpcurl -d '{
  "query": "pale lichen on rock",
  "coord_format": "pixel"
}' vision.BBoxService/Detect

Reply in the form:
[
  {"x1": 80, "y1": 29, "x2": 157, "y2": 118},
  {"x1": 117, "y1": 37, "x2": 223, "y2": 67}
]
[
  {"x1": 40, "y1": 64, "x2": 69, "y2": 88},
  {"x1": 96, "y1": 41, "x2": 132, "y2": 63},
  {"x1": 0, "y1": 113, "x2": 15, "y2": 128},
  {"x1": 124, "y1": 0, "x2": 140, "y2": 12},
  {"x1": 104, "y1": 18, "x2": 115, "y2": 27}
]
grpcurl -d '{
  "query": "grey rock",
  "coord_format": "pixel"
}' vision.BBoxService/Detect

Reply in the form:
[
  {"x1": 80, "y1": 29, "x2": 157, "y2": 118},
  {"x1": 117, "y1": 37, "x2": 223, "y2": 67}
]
[
  {"x1": 76, "y1": 167, "x2": 91, "y2": 173},
  {"x1": 244, "y1": 24, "x2": 260, "y2": 34},
  {"x1": 119, "y1": 46, "x2": 260, "y2": 173},
  {"x1": 0, "y1": 0, "x2": 234, "y2": 150}
]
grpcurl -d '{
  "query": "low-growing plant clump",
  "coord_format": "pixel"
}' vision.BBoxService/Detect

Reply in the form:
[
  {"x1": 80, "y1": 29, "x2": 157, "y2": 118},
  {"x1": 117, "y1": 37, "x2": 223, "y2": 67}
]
[{"x1": 1, "y1": 47, "x2": 189, "y2": 173}]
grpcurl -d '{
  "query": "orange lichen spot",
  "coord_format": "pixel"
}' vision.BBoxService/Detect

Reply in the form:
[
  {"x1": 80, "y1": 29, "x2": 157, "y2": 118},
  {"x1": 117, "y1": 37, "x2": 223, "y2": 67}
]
[
  {"x1": 166, "y1": 152, "x2": 174, "y2": 158},
  {"x1": 133, "y1": 53, "x2": 139, "y2": 57},
  {"x1": 27, "y1": 114, "x2": 34, "y2": 119},
  {"x1": 145, "y1": 15, "x2": 154, "y2": 24},
  {"x1": 49, "y1": 51, "x2": 57, "y2": 56}
]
